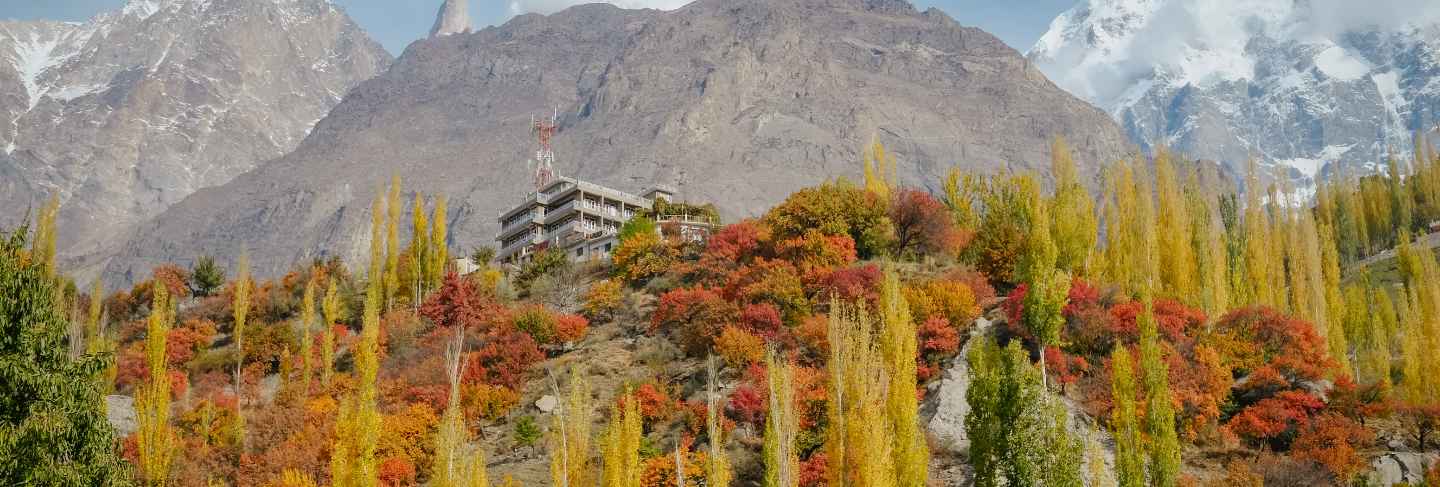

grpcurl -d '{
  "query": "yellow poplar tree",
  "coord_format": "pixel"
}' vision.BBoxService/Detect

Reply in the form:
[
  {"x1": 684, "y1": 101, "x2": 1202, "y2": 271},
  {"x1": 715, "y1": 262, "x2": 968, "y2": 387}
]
[
  {"x1": 411, "y1": 194, "x2": 430, "y2": 303},
  {"x1": 233, "y1": 250, "x2": 251, "y2": 449},
  {"x1": 1318, "y1": 222, "x2": 1350, "y2": 372},
  {"x1": 1049, "y1": 137, "x2": 1098, "y2": 275},
  {"x1": 706, "y1": 357, "x2": 732, "y2": 487},
  {"x1": 549, "y1": 367, "x2": 592, "y2": 487},
  {"x1": 334, "y1": 190, "x2": 387, "y2": 487},
  {"x1": 300, "y1": 275, "x2": 316, "y2": 396},
  {"x1": 31, "y1": 194, "x2": 59, "y2": 277},
  {"x1": 1139, "y1": 297, "x2": 1181, "y2": 487},
  {"x1": 862, "y1": 139, "x2": 895, "y2": 200},
  {"x1": 384, "y1": 175, "x2": 401, "y2": 309},
  {"x1": 137, "y1": 282, "x2": 175, "y2": 486},
  {"x1": 322, "y1": 279, "x2": 340, "y2": 387},
  {"x1": 1241, "y1": 162, "x2": 1276, "y2": 307},
  {"x1": 431, "y1": 196, "x2": 449, "y2": 289},
  {"x1": 1188, "y1": 186, "x2": 1230, "y2": 316},
  {"x1": 1154, "y1": 151, "x2": 1197, "y2": 301},
  {"x1": 880, "y1": 268, "x2": 927, "y2": 485},
  {"x1": 1110, "y1": 345, "x2": 1143, "y2": 487},
  {"x1": 601, "y1": 388, "x2": 642, "y2": 487},
  {"x1": 825, "y1": 298, "x2": 893, "y2": 487},
  {"x1": 763, "y1": 351, "x2": 799, "y2": 487}
]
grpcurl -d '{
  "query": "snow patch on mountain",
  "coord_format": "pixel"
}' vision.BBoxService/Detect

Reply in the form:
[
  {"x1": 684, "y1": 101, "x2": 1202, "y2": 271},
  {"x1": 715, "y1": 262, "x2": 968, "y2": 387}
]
[{"x1": 1031, "y1": 0, "x2": 1440, "y2": 188}]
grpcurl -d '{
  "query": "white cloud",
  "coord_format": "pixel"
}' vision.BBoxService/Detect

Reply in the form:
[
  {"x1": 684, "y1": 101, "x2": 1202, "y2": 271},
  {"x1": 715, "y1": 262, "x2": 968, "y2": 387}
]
[{"x1": 506, "y1": 0, "x2": 694, "y2": 16}]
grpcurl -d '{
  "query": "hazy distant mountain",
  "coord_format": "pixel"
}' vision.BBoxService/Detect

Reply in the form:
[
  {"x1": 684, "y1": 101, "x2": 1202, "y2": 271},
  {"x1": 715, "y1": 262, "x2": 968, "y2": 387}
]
[
  {"x1": 1030, "y1": 0, "x2": 1440, "y2": 188},
  {"x1": 104, "y1": 0, "x2": 1133, "y2": 285},
  {"x1": 0, "y1": 0, "x2": 390, "y2": 278}
]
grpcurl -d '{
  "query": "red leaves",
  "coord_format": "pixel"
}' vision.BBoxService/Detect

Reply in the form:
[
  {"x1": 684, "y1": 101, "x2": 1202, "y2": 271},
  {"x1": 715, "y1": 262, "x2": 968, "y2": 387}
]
[
  {"x1": 889, "y1": 189, "x2": 967, "y2": 258},
  {"x1": 462, "y1": 330, "x2": 543, "y2": 391},
  {"x1": 727, "y1": 385, "x2": 766, "y2": 427},
  {"x1": 651, "y1": 287, "x2": 738, "y2": 354},
  {"x1": 554, "y1": 314, "x2": 589, "y2": 344},
  {"x1": 1213, "y1": 307, "x2": 1332, "y2": 386},
  {"x1": 1229, "y1": 390, "x2": 1326, "y2": 446},
  {"x1": 420, "y1": 272, "x2": 495, "y2": 331},
  {"x1": 377, "y1": 456, "x2": 416, "y2": 487},
  {"x1": 1291, "y1": 413, "x2": 1374, "y2": 482}
]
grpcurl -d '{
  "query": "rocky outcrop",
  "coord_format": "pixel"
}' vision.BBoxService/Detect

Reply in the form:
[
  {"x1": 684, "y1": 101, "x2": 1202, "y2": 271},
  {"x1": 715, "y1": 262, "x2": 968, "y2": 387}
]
[
  {"x1": 105, "y1": 395, "x2": 136, "y2": 437},
  {"x1": 429, "y1": 0, "x2": 471, "y2": 37},
  {"x1": 1367, "y1": 451, "x2": 1438, "y2": 486},
  {"x1": 105, "y1": 0, "x2": 1132, "y2": 285},
  {"x1": 0, "y1": 0, "x2": 391, "y2": 281},
  {"x1": 925, "y1": 316, "x2": 991, "y2": 452}
]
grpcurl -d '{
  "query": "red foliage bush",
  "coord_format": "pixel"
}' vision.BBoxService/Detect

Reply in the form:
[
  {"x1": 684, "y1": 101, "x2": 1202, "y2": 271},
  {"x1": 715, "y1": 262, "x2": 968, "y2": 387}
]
[
  {"x1": 634, "y1": 382, "x2": 676, "y2": 423},
  {"x1": 377, "y1": 456, "x2": 417, "y2": 487},
  {"x1": 651, "y1": 287, "x2": 738, "y2": 355},
  {"x1": 1291, "y1": 413, "x2": 1374, "y2": 482},
  {"x1": 1228, "y1": 390, "x2": 1326, "y2": 448},
  {"x1": 739, "y1": 303, "x2": 784, "y2": 340},
  {"x1": 420, "y1": 272, "x2": 495, "y2": 331},
  {"x1": 463, "y1": 330, "x2": 543, "y2": 390},
  {"x1": 1212, "y1": 307, "x2": 1332, "y2": 388},
  {"x1": 817, "y1": 264, "x2": 882, "y2": 305},
  {"x1": 554, "y1": 314, "x2": 589, "y2": 344},
  {"x1": 727, "y1": 385, "x2": 766, "y2": 427},
  {"x1": 917, "y1": 316, "x2": 960, "y2": 381},
  {"x1": 889, "y1": 189, "x2": 967, "y2": 258},
  {"x1": 799, "y1": 452, "x2": 829, "y2": 487}
]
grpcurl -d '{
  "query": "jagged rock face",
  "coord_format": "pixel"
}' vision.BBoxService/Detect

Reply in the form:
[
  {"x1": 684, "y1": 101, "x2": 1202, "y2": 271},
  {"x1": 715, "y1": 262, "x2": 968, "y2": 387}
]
[
  {"x1": 1030, "y1": 0, "x2": 1440, "y2": 190},
  {"x1": 105, "y1": 0, "x2": 1132, "y2": 285},
  {"x1": 430, "y1": 0, "x2": 471, "y2": 37},
  {"x1": 0, "y1": 0, "x2": 390, "y2": 278}
]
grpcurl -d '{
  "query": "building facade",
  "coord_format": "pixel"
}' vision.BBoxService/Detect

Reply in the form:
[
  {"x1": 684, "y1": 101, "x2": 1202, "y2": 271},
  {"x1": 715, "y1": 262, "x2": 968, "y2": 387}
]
[{"x1": 496, "y1": 178, "x2": 674, "y2": 264}]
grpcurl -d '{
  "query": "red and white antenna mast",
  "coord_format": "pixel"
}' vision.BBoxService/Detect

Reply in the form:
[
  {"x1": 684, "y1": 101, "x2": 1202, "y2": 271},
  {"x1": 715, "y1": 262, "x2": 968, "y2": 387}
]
[{"x1": 531, "y1": 110, "x2": 558, "y2": 189}]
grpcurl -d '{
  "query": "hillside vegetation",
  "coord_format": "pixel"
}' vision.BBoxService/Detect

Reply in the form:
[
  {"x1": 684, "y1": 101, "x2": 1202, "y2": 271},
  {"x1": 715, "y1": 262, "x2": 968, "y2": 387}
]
[{"x1": 3, "y1": 139, "x2": 1440, "y2": 486}]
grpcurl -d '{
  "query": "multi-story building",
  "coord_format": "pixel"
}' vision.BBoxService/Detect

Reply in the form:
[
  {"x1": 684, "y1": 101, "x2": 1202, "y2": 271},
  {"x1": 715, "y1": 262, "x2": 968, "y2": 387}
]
[{"x1": 495, "y1": 177, "x2": 677, "y2": 264}]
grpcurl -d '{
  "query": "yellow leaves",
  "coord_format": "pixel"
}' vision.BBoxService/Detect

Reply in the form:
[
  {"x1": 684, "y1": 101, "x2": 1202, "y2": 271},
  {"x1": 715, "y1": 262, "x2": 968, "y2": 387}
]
[
  {"x1": 549, "y1": 368, "x2": 592, "y2": 487},
  {"x1": 137, "y1": 282, "x2": 175, "y2": 486},
  {"x1": 862, "y1": 139, "x2": 895, "y2": 200},
  {"x1": 602, "y1": 388, "x2": 643, "y2": 487}
]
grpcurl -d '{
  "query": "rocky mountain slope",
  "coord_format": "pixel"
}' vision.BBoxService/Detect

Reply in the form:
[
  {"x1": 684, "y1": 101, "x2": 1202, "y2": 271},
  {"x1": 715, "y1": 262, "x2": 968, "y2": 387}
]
[
  {"x1": 1029, "y1": 0, "x2": 1440, "y2": 188},
  {"x1": 105, "y1": 0, "x2": 1133, "y2": 285},
  {"x1": 0, "y1": 0, "x2": 390, "y2": 277}
]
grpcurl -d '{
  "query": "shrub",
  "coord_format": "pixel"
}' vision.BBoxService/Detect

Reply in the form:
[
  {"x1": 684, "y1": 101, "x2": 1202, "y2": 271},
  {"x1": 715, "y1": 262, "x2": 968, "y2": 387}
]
[
  {"x1": 613, "y1": 232, "x2": 678, "y2": 285},
  {"x1": 464, "y1": 330, "x2": 543, "y2": 390},
  {"x1": 1290, "y1": 413, "x2": 1374, "y2": 483},
  {"x1": 714, "y1": 326, "x2": 766, "y2": 368},
  {"x1": 583, "y1": 279, "x2": 624, "y2": 321},
  {"x1": 651, "y1": 288, "x2": 738, "y2": 355},
  {"x1": 420, "y1": 272, "x2": 494, "y2": 331},
  {"x1": 513, "y1": 416, "x2": 542, "y2": 451},
  {"x1": 554, "y1": 314, "x2": 589, "y2": 344},
  {"x1": 511, "y1": 305, "x2": 558, "y2": 345},
  {"x1": 462, "y1": 383, "x2": 520, "y2": 422},
  {"x1": 762, "y1": 183, "x2": 894, "y2": 259},
  {"x1": 515, "y1": 247, "x2": 570, "y2": 295},
  {"x1": 890, "y1": 189, "x2": 967, "y2": 259}
]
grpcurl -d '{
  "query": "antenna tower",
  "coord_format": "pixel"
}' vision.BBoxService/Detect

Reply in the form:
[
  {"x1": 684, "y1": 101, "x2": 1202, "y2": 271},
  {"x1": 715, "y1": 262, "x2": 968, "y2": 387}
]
[{"x1": 531, "y1": 110, "x2": 558, "y2": 189}]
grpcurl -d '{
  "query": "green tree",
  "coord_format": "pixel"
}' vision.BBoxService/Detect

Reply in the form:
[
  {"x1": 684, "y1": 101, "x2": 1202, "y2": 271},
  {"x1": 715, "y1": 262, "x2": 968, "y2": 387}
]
[
  {"x1": 190, "y1": 255, "x2": 226, "y2": 297},
  {"x1": 965, "y1": 337, "x2": 1082, "y2": 487},
  {"x1": 1110, "y1": 345, "x2": 1144, "y2": 487},
  {"x1": 513, "y1": 417, "x2": 542, "y2": 451},
  {"x1": 618, "y1": 216, "x2": 657, "y2": 244},
  {"x1": 1023, "y1": 198, "x2": 1071, "y2": 388},
  {"x1": 0, "y1": 226, "x2": 130, "y2": 485},
  {"x1": 1049, "y1": 137, "x2": 1098, "y2": 275},
  {"x1": 1138, "y1": 299, "x2": 1181, "y2": 487}
]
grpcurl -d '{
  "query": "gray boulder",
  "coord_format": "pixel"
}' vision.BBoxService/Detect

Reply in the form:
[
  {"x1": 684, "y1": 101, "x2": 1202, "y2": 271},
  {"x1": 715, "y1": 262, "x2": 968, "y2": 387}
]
[
  {"x1": 1367, "y1": 452, "x2": 1438, "y2": 487},
  {"x1": 105, "y1": 395, "x2": 136, "y2": 437}
]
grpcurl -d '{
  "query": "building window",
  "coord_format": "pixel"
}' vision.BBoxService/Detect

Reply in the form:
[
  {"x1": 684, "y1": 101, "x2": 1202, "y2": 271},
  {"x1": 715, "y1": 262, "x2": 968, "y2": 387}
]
[
  {"x1": 576, "y1": 247, "x2": 584, "y2": 257},
  {"x1": 604, "y1": 243, "x2": 613, "y2": 252}
]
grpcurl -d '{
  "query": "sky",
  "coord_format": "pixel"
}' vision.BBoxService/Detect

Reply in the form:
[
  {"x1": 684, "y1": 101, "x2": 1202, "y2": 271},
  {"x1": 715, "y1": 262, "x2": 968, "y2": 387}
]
[{"x1": 0, "y1": 0, "x2": 1076, "y2": 55}]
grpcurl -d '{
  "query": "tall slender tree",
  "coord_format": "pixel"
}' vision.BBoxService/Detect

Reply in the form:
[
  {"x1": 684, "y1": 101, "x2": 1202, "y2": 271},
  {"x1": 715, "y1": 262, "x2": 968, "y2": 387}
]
[
  {"x1": 321, "y1": 279, "x2": 340, "y2": 387},
  {"x1": 431, "y1": 196, "x2": 449, "y2": 290},
  {"x1": 763, "y1": 351, "x2": 799, "y2": 487},
  {"x1": 137, "y1": 282, "x2": 175, "y2": 486},
  {"x1": 1110, "y1": 345, "x2": 1144, "y2": 487},
  {"x1": 300, "y1": 275, "x2": 316, "y2": 396},
  {"x1": 601, "y1": 388, "x2": 642, "y2": 487},
  {"x1": 232, "y1": 250, "x2": 251, "y2": 450},
  {"x1": 1154, "y1": 151, "x2": 1197, "y2": 302},
  {"x1": 825, "y1": 298, "x2": 892, "y2": 487},
  {"x1": 1049, "y1": 137, "x2": 1098, "y2": 275},
  {"x1": 549, "y1": 367, "x2": 592, "y2": 487},
  {"x1": 880, "y1": 268, "x2": 928, "y2": 485},
  {"x1": 384, "y1": 175, "x2": 402, "y2": 309},
  {"x1": 705, "y1": 357, "x2": 732, "y2": 487},
  {"x1": 1022, "y1": 198, "x2": 1071, "y2": 387},
  {"x1": 1139, "y1": 298, "x2": 1181, "y2": 487},
  {"x1": 433, "y1": 328, "x2": 472, "y2": 487},
  {"x1": 411, "y1": 195, "x2": 430, "y2": 304}
]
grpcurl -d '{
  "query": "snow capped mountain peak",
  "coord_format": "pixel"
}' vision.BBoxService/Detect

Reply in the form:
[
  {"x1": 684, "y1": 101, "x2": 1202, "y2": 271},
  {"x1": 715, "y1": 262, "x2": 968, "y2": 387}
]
[{"x1": 1032, "y1": 0, "x2": 1440, "y2": 187}]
